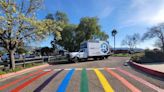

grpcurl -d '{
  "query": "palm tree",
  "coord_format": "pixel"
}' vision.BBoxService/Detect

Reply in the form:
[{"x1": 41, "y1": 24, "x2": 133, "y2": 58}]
[{"x1": 112, "y1": 29, "x2": 117, "y2": 53}]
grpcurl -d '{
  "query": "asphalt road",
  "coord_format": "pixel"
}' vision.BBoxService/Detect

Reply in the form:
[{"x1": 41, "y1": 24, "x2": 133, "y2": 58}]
[{"x1": 0, "y1": 57, "x2": 163, "y2": 92}]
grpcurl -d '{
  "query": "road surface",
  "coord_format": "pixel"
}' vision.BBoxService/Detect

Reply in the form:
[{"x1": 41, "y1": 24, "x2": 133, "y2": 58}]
[{"x1": 0, "y1": 57, "x2": 163, "y2": 92}]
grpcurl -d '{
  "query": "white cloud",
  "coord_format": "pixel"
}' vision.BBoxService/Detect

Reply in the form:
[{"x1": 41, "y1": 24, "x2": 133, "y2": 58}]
[
  {"x1": 119, "y1": 0, "x2": 164, "y2": 28},
  {"x1": 151, "y1": 6, "x2": 164, "y2": 24},
  {"x1": 88, "y1": 0, "x2": 113, "y2": 19},
  {"x1": 98, "y1": 6, "x2": 113, "y2": 19}
]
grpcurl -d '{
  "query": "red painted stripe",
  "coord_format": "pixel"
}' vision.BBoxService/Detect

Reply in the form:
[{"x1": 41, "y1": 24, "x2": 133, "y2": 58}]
[
  {"x1": 105, "y1": 68, "x2": 141, "y2": 92},
  {"x1": 117, "y1": 68, "x2": 164, "y2": 92},
  {"x1": 0, "y1": 70, "x2": 43, "y2": 90},
  {"x1": 11, "y1": 71, "x2": 51, "y2": 92}
]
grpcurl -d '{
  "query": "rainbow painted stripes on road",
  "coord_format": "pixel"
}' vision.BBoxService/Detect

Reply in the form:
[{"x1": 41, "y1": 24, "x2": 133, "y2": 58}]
[
  {"x1": 0, "y1": 70, "x2": 43, "y2": 90},
  {"x1": 105, "y1": 68, "x2": 141, "y2": 92},
  {"x1": 0, "y1": 68, "x2": 163, "y2": 92},
  {"x1": 56, "y1": 68, "x2": 75, "y2": 92},
  {"x1": 80, "y1": 68, "x2": 89, "y2": 92},
  {"x1": 94, "y1": 68, "x2": 114, "y2": 92},
  {"x1": 11, "y1": 71, "x2": 51, "y2": 92},
  {"x1": 34, "y1": 69, "x2": 64, "y2": 92}
]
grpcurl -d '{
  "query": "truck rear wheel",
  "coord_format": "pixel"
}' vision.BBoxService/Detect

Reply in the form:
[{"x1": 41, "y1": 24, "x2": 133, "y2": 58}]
[
  {"x1": 94, "y1": 57, "x2": 98, "y2": 60},
  {"x1": 99, "y1": 57, "x2": 104, "y2": 60},
  {"x1": 105, "y1": 56, "x2": 108, "y2": 59}
]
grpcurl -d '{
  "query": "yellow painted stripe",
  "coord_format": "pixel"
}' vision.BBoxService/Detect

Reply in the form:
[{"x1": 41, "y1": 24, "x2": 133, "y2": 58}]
[{"x1": 94, "y1": 69, "x2": 114, "y2": 92}]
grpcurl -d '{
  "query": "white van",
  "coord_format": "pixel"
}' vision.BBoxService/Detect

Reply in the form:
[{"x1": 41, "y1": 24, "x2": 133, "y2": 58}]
[{"x1": 69, "y1": 41, "x2": 111, "y2": 62}]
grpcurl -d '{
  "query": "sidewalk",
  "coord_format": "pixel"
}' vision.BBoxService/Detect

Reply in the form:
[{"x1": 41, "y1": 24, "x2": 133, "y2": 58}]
[
  {"x1": 0, "y1": 64, "x2": 50, "y2": 81},
  {"x1": 129, "y1": 61, "x2": 164, "y2": 78},
  {"x1": 143, "y1": 63, "x2": 164, "y2": 73}
]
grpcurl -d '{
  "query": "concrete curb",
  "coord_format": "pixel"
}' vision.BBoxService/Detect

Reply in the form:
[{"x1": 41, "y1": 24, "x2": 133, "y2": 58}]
[
  {"x1": 129, "y1": 61, "x2": 164, "y2": 78},
  {"x1": 0, "y1": 64, "x2": 50, "y2": 80}
]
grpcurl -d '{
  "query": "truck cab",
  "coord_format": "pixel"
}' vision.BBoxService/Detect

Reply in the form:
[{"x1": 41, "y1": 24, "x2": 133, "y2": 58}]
[
  {"x1": 69, "y1": 49, "x2": 87, "y2": 62},
  {"x1": 78, "y1": 49, "x2": 88, "y2": 59}
]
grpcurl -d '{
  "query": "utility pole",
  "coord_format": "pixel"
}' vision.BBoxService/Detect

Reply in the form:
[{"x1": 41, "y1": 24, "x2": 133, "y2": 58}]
[{"x1": 112, "y1": 29, "x2": 117, "y2": 54}]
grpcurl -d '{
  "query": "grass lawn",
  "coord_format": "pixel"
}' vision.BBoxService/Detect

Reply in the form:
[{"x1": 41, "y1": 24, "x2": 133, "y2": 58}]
[
  {"x1": 111, "y1": 53, "x2": 130, "y2": 57},
  {"x1": 0, "y1": 62, "x2": 45, "y2": 75}
]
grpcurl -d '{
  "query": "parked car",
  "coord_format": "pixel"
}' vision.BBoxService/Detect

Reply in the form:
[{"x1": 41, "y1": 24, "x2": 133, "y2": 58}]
[
  {"x1": 24, "y1": 54, "x2": 35, "y2": 58},
  {"x1": 1, "y1": 53, "x2": 20, "y2": 61}
]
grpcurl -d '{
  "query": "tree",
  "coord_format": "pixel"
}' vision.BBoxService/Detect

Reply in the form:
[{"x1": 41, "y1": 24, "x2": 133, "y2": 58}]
[
  {"x1": 57, "y1": 24, "x2": 78, "y2": 52},
  {"x1": 55, "y1": 11, "x2": 69, "y2": 24},
  {"x1": 0, "y1": 49, "x2": 6, "y2": 56},
  {"x1": 112, "y1": 29, "x2": 117, "y2": 53},
  {"x1": 48, "y1": 14, "x2": 109, "y2": 52},
  {"x1": 142, "y1": 23, "x2": 164, "y2": 52},
  {"x1": 76, "y1": 17, "x2": 101, "y2": 42},
  {"x1": 95, "y1": 31, "x2": 109, "y2": 40},
  {"x1": 57, "y1": 17, "x2": 109, "y2": 52},
  {"x1": 45, "y1": 13, "x2": 54, "y2": 20},
  {"x1": 41, "y1": 47, "x2": 51, "y2": 56},
  {"x1": 122, "y1": 33, "x2": 140, "y2": 52},
  {"x1": 16, "y1": 47, "x2": 28, "y2": 54},
  {"x1": 45, "y1": 11, "x2": 68, "y2": 51},
  {"x1": 0, "y1": 0, "x2": 62, "y2": 69}
]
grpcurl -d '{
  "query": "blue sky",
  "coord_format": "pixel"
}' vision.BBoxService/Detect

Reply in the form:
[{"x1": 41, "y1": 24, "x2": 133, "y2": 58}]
[{"x1": 33, "y1": 0, "x2": 164, "y2": 49}]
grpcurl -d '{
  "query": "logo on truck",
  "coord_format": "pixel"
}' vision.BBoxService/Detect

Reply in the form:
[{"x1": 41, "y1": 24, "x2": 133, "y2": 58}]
[{"x1": 100, "y1": 42, "x2": 108, "y2": 54}]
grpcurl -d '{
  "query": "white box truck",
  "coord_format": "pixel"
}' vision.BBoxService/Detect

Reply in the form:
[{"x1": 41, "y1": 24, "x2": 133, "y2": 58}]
[{"x1": 69, "y1": 40, "x2": 111, "y2": 62}]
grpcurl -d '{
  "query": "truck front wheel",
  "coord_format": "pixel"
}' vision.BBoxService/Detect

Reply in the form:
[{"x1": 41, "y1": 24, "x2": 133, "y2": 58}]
[{"x1": 73, "y1": 57, "x2": 79, "y2": 63}]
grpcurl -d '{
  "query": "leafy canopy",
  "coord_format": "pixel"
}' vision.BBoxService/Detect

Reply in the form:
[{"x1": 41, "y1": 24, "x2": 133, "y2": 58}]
[{"x1": 0, "y1": 0, "x2": 62, "y2": 51}]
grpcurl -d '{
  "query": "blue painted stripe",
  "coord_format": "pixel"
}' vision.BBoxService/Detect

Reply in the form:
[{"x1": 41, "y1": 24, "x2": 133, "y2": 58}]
[{"x1": 56, "y1": 69, "x2": 75, "y2": 92}]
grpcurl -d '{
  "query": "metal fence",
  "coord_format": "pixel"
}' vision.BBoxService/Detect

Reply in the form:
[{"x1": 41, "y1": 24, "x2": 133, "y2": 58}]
[{"x1": 0, "y1": 55, "x2": 68, "y2": 69}]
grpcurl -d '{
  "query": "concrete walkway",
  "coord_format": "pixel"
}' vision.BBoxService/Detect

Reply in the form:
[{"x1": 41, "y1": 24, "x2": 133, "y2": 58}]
[{"x1": 143, "y1": 63, "x2": 164, "y2": 73}]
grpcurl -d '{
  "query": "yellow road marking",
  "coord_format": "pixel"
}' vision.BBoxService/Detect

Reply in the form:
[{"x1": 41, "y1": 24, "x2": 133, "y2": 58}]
[{"x1": 94, "y1": 69, "x2": 114, "y2": 92}]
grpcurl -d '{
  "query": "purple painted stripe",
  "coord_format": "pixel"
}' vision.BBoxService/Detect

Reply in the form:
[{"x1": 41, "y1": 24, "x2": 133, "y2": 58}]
[{"x1": 34, "y1": 69, "x2": 63, "y2": 92}]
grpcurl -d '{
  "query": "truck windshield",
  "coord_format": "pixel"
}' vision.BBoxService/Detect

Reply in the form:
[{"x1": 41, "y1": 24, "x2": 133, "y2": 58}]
[
  {"x1": 80, "y1": 43, "x2": 87, "y2": 49},
  {"x1": 79, "y1": 49, "x2": 83, "y2": 52}
]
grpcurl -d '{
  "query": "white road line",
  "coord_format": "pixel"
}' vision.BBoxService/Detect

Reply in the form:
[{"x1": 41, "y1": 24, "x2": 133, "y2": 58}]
[
  {"x1": 53, "y1": 68, "x2": 116, "y2": 71},
  {"x1": 54, "y1": 69, "x2": 62, "y2": 71},
  {"x1": 75, "y1": 68, "x2": 83, "y2": 70},
  {"x1": 64, "y1": 69, "x2": 72, "y2": 71},
  {"x1": 106, "y1": 68, "x2": 116, "y2": 70},
  {"x1": 43, "y1": 69, "x2": 52, "y2": 71}
]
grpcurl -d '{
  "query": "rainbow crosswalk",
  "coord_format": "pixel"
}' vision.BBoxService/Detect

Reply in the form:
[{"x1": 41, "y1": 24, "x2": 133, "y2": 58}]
[{"x1": 0, "y1": 68, "x2": 163, "y2": 92}]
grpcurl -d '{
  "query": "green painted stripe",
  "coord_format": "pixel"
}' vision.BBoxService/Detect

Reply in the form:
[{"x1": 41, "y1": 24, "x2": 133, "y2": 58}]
[{"x1": 80, "y1": 68, "x2": 89, "y2": 92}]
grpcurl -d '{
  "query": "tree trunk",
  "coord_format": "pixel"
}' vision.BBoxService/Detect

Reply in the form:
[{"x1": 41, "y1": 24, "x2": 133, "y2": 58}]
[
  {"x1": 162, "y1": 39, "x2": 164, "y2": 52},
  {"x1": 9, "y1": 50, "x2": 15, "y2": 70},
  {"x1": 162, "y1": 44, "x2": 164, "y2": 52}
]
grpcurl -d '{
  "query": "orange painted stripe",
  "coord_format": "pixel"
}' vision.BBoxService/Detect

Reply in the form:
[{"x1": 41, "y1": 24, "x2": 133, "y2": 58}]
[
  {"x1": 11, "y1": 71, "x2": 51, "y2": 92},
  {"x1": 0, "y1": 70, "x2": 43, "y2": 90},
  {"x1": 105, "y1": 68, "x2": 141, "y2": 92},
  {"x1": 116, "y1": 68, "x2": 164, "y2": 92}
]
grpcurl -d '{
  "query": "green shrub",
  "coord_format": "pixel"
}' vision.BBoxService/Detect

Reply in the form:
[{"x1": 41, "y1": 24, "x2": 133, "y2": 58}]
[
  {"x1": 0, "y1": 62, "x2": 44, "y2": 75},
  {"x1": 144, "y1": 50, "x2": 164, "y2": 62},
  {"x1": 3, "y1": 67, "x2": 23, "y2": 73},
  {"x1": 12, "y1": 67, "x2": 22, "y2": 72},
  {"x1": 25, "y1": 63, "x2": 34, "y2": 68},
  {"x1": 130, "y1": 52, "x2": 144, "y2": 63},
  {"x1": 25, "y1": 63, "x2": 43, "y2": 68},
  {"x1": 131, "y1": 50, "x2": 164, "y2": 63},
  {"x1": 0, "y1": 71, "x2": 6, "y2": 75}
]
